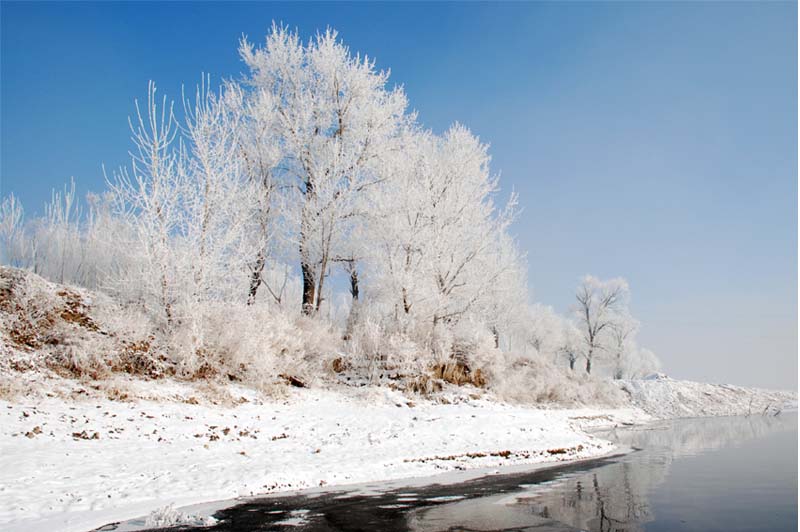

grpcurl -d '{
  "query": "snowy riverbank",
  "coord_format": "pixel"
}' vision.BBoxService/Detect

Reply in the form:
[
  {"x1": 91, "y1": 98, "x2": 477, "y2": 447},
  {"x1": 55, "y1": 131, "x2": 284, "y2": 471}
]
[
  {"x1": 0, "y1": 378, "x2": 649, "y2": 532},
  {"x1": 1, "y1": 371, "x2": 795, "y2": 532}
]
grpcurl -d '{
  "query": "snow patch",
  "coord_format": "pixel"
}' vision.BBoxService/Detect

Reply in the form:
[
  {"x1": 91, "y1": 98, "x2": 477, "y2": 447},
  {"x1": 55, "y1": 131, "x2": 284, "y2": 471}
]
[{"x1": 144, "y1": 504, "x2": 217, "y2": 528}]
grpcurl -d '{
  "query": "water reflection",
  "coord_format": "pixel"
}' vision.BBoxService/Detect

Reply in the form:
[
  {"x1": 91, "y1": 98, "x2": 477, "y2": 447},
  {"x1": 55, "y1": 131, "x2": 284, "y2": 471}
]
[{"x1": 411, "y1": 414, "x2": 797, "y2": 532}]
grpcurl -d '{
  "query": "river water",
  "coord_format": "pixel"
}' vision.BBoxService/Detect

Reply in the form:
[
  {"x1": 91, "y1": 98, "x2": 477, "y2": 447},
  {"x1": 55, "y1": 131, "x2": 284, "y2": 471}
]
[{"x1": 144, "y1": 413, "x2": 797, "y2": 531}]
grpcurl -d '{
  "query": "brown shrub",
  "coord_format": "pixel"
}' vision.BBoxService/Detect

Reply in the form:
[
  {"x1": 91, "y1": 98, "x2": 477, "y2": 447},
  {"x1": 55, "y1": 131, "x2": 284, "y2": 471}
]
[
  {"x1": 279, "y1": 374, "x2": 306, "y2": 388},
  {"x1": 2, "y1": 297, "x2": 56, "y2": 350},
  {"x1": 407, "y1": 374, "x2": 442, "y2": 395},
  {"x1": 56, "y1": 289, "x2": 100, "y2": 331},
  {"x1": 431, "y1": 361, "x2": 486, "y2": 388},
  {"x1": 45, "y1": 350, "x2": 110, "y2": 380},
  {"x1": 112, "y1": 339, "x2": 173, "y2": 379},
  {"x1": 193, "y1": 361, "x2": 219, "y2": 380},
  {"x1": 331, "y1": 357, "x2": 347, "y2": 373}
]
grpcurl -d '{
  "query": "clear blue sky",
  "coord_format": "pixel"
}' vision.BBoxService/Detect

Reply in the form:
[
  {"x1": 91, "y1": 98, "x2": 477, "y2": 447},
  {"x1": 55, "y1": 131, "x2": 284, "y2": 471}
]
[{"x1": 1, "y1": 2, "x2": 796, "y2": 389}]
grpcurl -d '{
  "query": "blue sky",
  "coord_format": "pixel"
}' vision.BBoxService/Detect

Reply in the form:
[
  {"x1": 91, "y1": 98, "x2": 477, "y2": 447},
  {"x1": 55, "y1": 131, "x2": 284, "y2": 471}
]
[{"x1": 1, "y1": 2, "x2": 796, "y2": 388}]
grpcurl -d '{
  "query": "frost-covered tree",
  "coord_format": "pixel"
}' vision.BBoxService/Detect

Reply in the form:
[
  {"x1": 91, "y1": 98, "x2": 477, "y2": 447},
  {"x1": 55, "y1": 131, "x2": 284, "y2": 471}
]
[
  {"x1": 424, "y1": 125, "x2": 516, "y2": 331},
  {"x1": 1, "y1": 183, "x2": 132, "y2": 291},
  {"x1": 0, "y1": 194, "x2": 25, "y2": 268},
  {"x1": 181, "y1": 79, "x2": 265, "y2": 305},
  {"x1": 105, "y1": 79, "x2": 273, "y2": 325},
  {"x1": 609, "y1": 314, "x2": 639, "y2": 379},
  {"x1": 357, "y1": 128, "x2": 432, "y2": 323},
  {"x1": 478, "y1": 233, "x2": 528, "y2": 349},
  {"x1": 34, "y1": 180, "x2": 84, "y2": 284},
  {"x1": 524, "y1": 304, "x2": 566, "y2": 361},
  {"x1": 106, "y1": 82, "x2": 188, "y2": 328},
  {"x1": 573, "y1": 275, "x2": 630, "y2": 374},
  {"x1": 218, "y1": 82, "x2": 284, "y2": 305},
  {"x1": 240, "y1": 24, "x2": 409, "y2": 314},
  {"x1": 559, "y1": 321, "x2": 583, "y2": 371},
  {"x1": 360, "y1": 124, "x2": 518, "y2": 356},
  {"x1": 567, "y1": 277, "x2": 661, "y2": 378}
]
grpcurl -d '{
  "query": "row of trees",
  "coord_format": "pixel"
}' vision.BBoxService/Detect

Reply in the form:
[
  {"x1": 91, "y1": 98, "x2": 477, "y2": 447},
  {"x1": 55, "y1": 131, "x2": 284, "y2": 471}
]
[{"x1": 0, "y1": 25, "x2": 659, "y2": 384}]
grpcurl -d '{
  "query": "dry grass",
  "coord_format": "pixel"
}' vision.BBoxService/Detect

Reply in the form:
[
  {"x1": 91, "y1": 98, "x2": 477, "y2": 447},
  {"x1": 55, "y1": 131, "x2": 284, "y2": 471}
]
[
  {"x1": 431, "y1": 361, "x2": 486, "y2": 387},
  {"x1": 112, "y1": 339, "x2": 172, "y2": 379},
  {"x1": 0, "y1": 374, "x2": 32, "y2": 401},
  {"x1": 55, "y1": 289, "x2": 100, "y2": 331}
]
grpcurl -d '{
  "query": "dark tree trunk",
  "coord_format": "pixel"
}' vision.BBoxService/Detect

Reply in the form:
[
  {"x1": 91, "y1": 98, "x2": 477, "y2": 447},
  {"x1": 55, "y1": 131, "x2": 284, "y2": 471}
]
[
  {"x1": 569, "y1": 358, "x2": 575, "y2": 371},
  {"x1": 349, "y1": 267, "x2": 359, "y2": 301},
  {"x1": 402, "y1": 288, "x2": 411, "y2": 314},
  {"x1": 342, "y1": 259, "x2": 359, "y2": 341},
  {"x1": 301, "y1": 260, "x2": 316, "y2": 315},
  {"x1": 315, "y1": 259, "x2": 327, "y2": 313},
  {"x1": 342, "y1": 261, "x2": 359, "y2": 342},
  {"x1": 585, "y1": 356, "x2": 592, "y2": 374},
  {"x1": 300, "y1": 176, "x2": 316, "y2": 315},
  {"x1": 246, "y1": 251, "x2": 266, "y2": 306},
  {"x1": 160, "y1": 272, "x2": 172, "y2": 327}
]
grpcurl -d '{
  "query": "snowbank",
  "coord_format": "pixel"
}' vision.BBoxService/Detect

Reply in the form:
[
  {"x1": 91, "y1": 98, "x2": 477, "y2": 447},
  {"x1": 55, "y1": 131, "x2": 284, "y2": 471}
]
[
  {"x1": 619, "y1": 376, "x2": 796, "y2": 419},
  {"x1": 0, "y1": 380, "x2": 647, "y2": 532}
]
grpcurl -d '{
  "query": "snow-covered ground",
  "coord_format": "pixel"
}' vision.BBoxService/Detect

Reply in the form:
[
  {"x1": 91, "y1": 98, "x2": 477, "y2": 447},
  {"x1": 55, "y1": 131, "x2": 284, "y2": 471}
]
[{"x1": 0, "y1": 377, "x2": 648, "y2": 532}]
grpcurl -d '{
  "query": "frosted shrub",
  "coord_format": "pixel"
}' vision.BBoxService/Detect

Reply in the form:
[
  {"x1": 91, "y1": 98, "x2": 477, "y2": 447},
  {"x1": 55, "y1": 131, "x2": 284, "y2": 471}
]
[
  {"x1": 293, "y1": 315, "x2": 345, "y2": 378},
  {"x1": 449, "y1": 318, "x2": 499, "y2": 363},
  {"x1": 345, "y1": 315, "x2": 384, "y2": 379},
  {"x1": 145, "y1": 504, "x2": 216, "y2": 528},
  {"x1": 188, "y1": 304, "x2": 341, "y2": 389},
  {"x1": 488, "y1": 353, "x2": 627, "y2": 407},
  {"x1": 348, "y1": 322, "x2": 429, "y2": 382}
]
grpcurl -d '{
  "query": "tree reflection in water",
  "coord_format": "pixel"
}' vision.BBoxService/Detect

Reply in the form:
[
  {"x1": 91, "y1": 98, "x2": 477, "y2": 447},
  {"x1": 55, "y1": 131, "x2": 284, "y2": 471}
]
[{"x1": 410, "y1": 414, "x2": 796, "y2": 532}]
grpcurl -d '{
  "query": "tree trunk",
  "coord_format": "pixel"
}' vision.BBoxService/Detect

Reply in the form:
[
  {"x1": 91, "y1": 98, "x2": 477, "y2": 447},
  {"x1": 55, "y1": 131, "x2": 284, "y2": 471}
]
[
  {"x1": 402, "y1": 288, "x2": 411, "y2": 314},
  {"x1": 402, "y1": 249, "x2": 413, "y2": 314},
  {"x1": 159, "y1": 266, "x2": 173, "y2": 329},
  {"x1": 585, "y1": 355, "x2": 592, "y2": 374},
  {"x1": 301, "y1": 259, "x2": 316, "y2": 315},
  {"x1": 349, "y1": 266, "x2": 359, "y2": 301},
  {"x1": 300, "y1": 176, "x2": 316, "y2": 315},
  {"x1": 246, "y1": 250, "x2": 266, "y2": 305},
  {"x1": 342, "y1": 261, "x2": 359, "y2": 342},
  {"x1": 315, "y1": 251, "x2": 329, "y2": 313}
]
